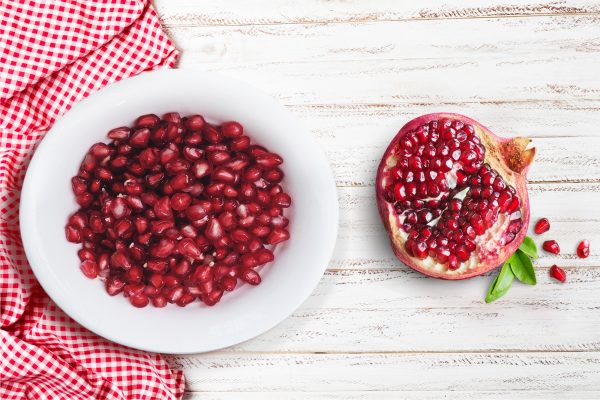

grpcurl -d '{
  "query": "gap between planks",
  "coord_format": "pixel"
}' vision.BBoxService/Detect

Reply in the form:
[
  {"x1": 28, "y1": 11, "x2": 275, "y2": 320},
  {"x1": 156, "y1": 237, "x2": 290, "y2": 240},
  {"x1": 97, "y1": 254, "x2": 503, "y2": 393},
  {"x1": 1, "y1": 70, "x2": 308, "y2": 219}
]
[{"x1": 161, "y1": 12, "x2": 600, "y2": 28}]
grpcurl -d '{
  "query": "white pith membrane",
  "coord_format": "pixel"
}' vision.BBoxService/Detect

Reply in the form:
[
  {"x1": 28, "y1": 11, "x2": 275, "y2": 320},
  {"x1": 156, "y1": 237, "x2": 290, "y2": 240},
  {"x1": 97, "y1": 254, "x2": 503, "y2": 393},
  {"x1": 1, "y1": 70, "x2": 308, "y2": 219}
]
[{"x1": 379, "y1": 119, "x2": 524, "y2": 275}]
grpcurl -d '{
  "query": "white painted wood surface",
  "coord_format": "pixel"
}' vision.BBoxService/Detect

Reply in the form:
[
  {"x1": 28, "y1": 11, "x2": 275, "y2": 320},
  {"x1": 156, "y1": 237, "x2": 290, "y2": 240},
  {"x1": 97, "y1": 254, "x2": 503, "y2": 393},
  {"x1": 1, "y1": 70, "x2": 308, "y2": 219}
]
[{"x1": 153, "y1": 1, "x2": 600, "y2": 397}]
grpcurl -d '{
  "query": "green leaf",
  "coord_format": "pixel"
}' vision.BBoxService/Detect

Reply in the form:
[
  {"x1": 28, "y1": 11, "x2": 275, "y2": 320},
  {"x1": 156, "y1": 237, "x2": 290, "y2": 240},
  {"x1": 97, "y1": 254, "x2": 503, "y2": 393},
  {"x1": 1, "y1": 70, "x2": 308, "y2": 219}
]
[
  {"x1": 485, "y1": 262, "x2": 515, "y2": 303},
  {"x1": 518, "y1": 236, "x2": 538, "y2": 259},
  {"x1": 510, "y1": 250, "x2": 537, "y2": 285}
]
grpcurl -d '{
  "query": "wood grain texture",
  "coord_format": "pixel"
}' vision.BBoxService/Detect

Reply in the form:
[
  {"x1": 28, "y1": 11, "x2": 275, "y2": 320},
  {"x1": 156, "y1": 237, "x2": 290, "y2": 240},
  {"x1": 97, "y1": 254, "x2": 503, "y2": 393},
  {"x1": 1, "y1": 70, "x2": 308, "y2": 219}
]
[
  {"x1": 160, "y1": 266, "x2": 600, "y2": 354},
  {"x1": 165, "y1": 16, "x2": 600, "y2": 106},
  {"x1": 153, "y1": 0, "x2": 600, "y2": 396},
  {"x1": 184, "y1": 392, "x2": 600, "y2": 400},
  {"x1": 169, "y1": 352, "x2": 600, "y2": 392},
  {"x1": 155, "y1": 0, "x2": 600, "y2": 26}
]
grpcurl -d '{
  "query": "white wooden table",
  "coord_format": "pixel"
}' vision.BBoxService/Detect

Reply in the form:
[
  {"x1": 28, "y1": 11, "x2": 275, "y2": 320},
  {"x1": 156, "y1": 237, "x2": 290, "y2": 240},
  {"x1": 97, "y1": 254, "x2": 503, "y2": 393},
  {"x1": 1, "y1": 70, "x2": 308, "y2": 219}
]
[{"x1": 153, "y1": 1, "x2": 600, "y2": 397}]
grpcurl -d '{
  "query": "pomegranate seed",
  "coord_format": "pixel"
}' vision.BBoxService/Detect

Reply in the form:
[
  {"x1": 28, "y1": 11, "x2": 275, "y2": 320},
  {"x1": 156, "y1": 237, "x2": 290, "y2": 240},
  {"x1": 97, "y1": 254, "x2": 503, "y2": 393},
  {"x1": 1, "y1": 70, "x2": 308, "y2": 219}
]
[
  {"x1": 255, "y1": 153, "x2": 283, "y2": 168},
  {"x1": 170, "y1": 173, "x2": 191, "y2": 190},
  {"x1": 147, "y1": 259, "x2": 168, "y2": 273},
  {"x1": 110, "y1": 251, "x2": 132, "y2": 270},
  {"x1": 222, "y1": 276, "x2": 237, "y2": 291},
  {"x1": 176, "y1": 293, "x2": 196, "y2": 307},
  {"x1": 135, "y1": 114, "x2": 160, "y2": 128},
  {"x1": 65, "y1": 225, "x2": 81, "y2": 243},
  {"x1": 256, "y1": 248, "x2": 275, "y2": 265},
  {"x1": 542, "y1": 240, "x2": 560, "y2": 255},
  {"x1": 231, "y1": 136, "x2": 250, "y2": 151},
  {"x1": 75, "y1": 192, "x2": 93, "y2": 207},
  {"x1": 108, "y1": 127, "x2": 130, "y2": 140},
  {"x1": 205, "y1": 218, "x2": 224, "y2": 241},
  {"x1": 185, "y1": 114, "x2": 205, "y2": 131},
  {"x1": 154, "y1": 196, "x2": 173, "y2": 219},
  {"x1": 272, "y1": 193, "x2": 291, "y2": 208},
  {"x1": 150, "y1": 238, "x2": 176, "y2": 258},
  {"x1": 173, "y1": 259, "x2": 192, "y2": 276},
  {"x1": 241, "y1": 269, "x2": 261, "y2": 285},
  {"x1": 130, "y1": 294, "x2": 150, "y2": 308},
  {"x1": 577, "y1": 240, "x2": 590, "y2": 258},
  {"x1": 166, "y1": 286, "x2": 185, "y2": 303},
  {"x1": 125, "y1": 266, "x2": 144, "y2": 283},
  {"x1": 78, "y1": 248, "x2": 95, "y2": 262},
  {"x1": 549, "y1": 265, "x2": 566, "y2": 282},
  {"x1": 221, "y1": 121, "x2": 244, "y2": 138},
  {"x1": 151, "y1": 295, "x2": 168, "y2": 308},
  {"x1": 71, "y1": 177, "x2": 87, "y2": 195},
  {"x1": 80, "y1": 260, "x2": 98, "y2": 279},
  {"x1": 177, "y1": 238, "x2": 202, "y2": 260},
  {"x1": 170, "y1": 193, "x2": 192, "y2": 211},
  {"x1": 129, "y1": 128, "x2": 151, "y2": 147},
  {"x1": 203, "y1": 289, "x2": 224, "y2": 306},
  {"x1": 105, "y1": 277, "x2": 126, "y2": 296},
  {"x1": 534, "y1": 218, "x2": 550, "y2": 235},
  {"x1": 266, "y1": 228, "x2": 290, "y2": 245}
]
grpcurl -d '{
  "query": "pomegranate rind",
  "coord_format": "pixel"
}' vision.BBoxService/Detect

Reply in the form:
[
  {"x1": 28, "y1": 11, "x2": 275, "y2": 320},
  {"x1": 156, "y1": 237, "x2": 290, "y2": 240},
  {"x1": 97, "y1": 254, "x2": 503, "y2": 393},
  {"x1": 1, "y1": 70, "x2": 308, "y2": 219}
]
[{"x1": 376, "y1": 113, "x2": 533, "y2": 280}]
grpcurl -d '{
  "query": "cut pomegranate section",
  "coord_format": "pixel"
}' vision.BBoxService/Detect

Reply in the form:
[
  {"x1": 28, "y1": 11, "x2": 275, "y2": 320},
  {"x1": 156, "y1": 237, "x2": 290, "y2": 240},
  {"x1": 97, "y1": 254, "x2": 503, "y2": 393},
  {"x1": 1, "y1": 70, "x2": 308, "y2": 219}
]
[
  {"x1": 376, "y1": 113, "x2": 535, "y2": 279},
  {"x1": 66, "y1": 113, "x2": 291, "y2": 307}
]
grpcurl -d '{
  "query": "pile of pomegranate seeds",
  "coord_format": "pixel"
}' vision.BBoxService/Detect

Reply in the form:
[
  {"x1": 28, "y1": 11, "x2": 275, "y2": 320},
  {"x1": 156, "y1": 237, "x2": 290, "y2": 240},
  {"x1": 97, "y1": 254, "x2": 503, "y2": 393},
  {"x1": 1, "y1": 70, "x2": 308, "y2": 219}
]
[
  {"x1": 382, "y1": 119, "x2": 523, "y2": 270},
  {"x1": 65, "y1": 113, "x2": 291, "y2": 308}
]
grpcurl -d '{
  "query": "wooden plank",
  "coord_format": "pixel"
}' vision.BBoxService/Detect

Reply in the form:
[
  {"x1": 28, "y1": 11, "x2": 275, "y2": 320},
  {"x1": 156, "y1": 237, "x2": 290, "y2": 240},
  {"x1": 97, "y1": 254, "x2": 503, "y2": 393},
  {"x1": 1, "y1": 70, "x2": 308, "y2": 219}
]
[
  {"x1": 155, "y1": 0, "x2": 600, "y2": 27},
  {"x1": 164, "y1": 266, "x2": 600, "y2": 353},
  {"x1": 165, "y1": 16, "x2": 600, "y2": 106},
  {"x1": 168, "y1": 352, "x2": 600, "y2": 392},
  {"x1": 166, "y1": 15, "x2": 600, "y2": 65},
  {"x1": 333, "y1": 184, "x2": 600, "y2": 269},
  {"x1": 184, "y1": 391, "x2": 600, "y2": 399},
  {"x1": 168, "y1": 20, "x2": 600, "y2": 104},
  {"x1": 294, "y1": 106, "x2": 600, "y2": 187}
]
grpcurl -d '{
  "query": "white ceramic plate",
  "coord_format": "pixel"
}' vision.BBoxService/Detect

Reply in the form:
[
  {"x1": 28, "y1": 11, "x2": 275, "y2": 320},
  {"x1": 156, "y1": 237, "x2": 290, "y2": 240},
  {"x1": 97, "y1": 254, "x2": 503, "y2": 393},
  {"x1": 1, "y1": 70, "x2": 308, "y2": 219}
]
[{"x1": 20, "y1": 69, "x2": 338, "y2": 354}]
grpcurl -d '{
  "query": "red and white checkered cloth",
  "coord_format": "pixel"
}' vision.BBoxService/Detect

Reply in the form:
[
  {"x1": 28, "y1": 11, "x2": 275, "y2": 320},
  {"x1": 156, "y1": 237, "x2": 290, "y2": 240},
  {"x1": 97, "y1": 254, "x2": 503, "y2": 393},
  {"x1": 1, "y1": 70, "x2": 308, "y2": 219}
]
[{"x1": 0, "y1": 1, "x2": 185, "y2": 398}]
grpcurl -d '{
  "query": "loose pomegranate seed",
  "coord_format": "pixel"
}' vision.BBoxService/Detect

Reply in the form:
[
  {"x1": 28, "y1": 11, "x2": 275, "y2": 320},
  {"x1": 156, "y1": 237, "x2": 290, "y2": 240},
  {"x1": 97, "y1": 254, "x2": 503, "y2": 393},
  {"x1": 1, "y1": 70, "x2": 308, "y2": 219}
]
[
  {"x1": 543, "y1": 240, "x2": 560, "y2": 255},
  {"x1": 534, "y1": 218, "x2": 550, "y2": 234},
  {"x1": 577, "y1": 240, "x2": 590, "y2": 258},
  {"x1": 549, "y1": 265, "x2": 566, "y2": 282}
]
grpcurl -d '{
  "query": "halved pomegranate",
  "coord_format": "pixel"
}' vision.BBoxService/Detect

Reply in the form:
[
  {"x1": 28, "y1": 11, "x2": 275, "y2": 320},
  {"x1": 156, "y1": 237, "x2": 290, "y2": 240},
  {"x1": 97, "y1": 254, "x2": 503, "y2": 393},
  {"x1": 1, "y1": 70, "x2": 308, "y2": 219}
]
[{"x1": 376, "y1": 113, "x2": 535, "y2": 279}]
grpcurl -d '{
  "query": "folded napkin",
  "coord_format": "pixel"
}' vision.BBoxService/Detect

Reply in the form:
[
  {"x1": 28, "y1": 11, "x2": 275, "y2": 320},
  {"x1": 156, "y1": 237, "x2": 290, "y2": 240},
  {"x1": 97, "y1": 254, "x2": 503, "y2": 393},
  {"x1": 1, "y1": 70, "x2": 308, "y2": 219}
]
[{"x1": 0, "y1": 1, "x2": 184, "y2": 398}]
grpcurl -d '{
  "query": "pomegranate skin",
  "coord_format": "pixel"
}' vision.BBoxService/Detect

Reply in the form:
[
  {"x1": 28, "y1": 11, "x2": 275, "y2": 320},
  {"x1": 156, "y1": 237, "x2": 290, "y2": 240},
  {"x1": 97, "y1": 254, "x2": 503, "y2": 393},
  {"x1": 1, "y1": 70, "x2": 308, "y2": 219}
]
[{"x1": 376, "y1": 113, "x2": 535, "y2": 280}]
